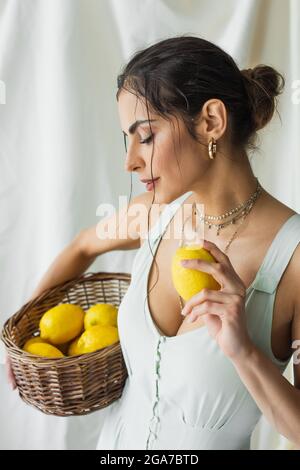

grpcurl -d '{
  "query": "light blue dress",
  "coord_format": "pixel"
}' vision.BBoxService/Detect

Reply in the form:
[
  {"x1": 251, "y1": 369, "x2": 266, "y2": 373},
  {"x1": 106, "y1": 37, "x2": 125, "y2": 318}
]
[{"x1": 96, "y1": 191, "x2": 300, "y2": 450}]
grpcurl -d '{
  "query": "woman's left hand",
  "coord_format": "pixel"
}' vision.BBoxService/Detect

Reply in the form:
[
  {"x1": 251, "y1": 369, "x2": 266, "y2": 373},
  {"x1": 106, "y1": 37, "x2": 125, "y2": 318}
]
[{"x1": 180, "y1": 239, "x2": 254, "y2": 361}]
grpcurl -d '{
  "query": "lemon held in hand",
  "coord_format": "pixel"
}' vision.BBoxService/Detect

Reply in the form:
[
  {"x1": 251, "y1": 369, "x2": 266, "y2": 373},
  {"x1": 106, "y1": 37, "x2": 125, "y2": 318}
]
[
  {"x1": 40, "y1": 303, "x2": 85, "y2": 345},
  {"x1": 84, "y1": 303, "x2": 118, "y2": 329},
  {"x1": 77, "y1": 325, "x2": 119, "y2": 354},
  {"x1": 172, "y1": 244, "x2": 221, "y2": 301}
]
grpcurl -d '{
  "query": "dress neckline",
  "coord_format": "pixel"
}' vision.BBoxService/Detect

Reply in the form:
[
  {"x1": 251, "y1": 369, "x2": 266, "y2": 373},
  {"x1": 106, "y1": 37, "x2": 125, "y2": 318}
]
[{"x1": 144, "y1": 191, "x2": 298, "y2": 340}]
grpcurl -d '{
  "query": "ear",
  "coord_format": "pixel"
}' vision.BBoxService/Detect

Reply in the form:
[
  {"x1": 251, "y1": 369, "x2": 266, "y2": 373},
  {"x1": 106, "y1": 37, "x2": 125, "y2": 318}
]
[{"x1": 195, "y1": 99, "x2": 227, "y2": 140}]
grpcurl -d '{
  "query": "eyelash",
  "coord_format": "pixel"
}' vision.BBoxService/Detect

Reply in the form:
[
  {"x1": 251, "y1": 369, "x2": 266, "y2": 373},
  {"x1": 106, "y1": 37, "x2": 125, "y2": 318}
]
[
  {"x1": 140, "y1": 135, "x2": 153, "y2": 144},
  {"x1": 123, "y1": 134, "x2": 153, "y2": 152}
]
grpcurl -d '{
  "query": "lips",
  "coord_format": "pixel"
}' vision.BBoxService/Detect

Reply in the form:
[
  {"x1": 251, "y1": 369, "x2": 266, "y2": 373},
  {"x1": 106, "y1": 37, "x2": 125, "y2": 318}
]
[
  {"x1": 140, "y1": 177, "x2": 160, "y2": 183},
  {"x1": 144, "y1": 178, "x2": 160, "y2": 191}
]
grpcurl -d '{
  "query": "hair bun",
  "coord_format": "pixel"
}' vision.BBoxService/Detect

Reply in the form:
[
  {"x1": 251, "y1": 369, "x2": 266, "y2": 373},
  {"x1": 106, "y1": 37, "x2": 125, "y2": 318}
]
[
  {"x1": 241, "y1": 64, "x2": 285, "y2": 132},
  {"x1": 242, "y1": 68, "x2": 255, "y2": 81}
]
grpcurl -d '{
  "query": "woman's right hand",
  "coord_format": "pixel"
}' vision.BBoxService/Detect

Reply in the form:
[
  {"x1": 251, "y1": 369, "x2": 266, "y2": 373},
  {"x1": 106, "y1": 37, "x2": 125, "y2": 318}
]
[{"x1": 5, "y1": 354, "x2": 16, "y2": 390}]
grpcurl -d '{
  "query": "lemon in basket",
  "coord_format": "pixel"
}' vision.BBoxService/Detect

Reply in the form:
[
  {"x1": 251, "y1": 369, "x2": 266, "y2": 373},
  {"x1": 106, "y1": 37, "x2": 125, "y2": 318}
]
[
  {"x1": 84, "y1": 303, "x2": 118, "y2": 329},
  {"x1": 171, "y1": 244, "x2": 221, "y2": 301},
  {"x1": 77, "y1": 325, "x2": 119, "y2": 353},
  {"x1": 23, "y1": 336, "x2": 48, "y2": 352},
  {"x1": 25, "y1": 342, "x2": 64, "y2": 358},
  {"x1": 40, "y1": 303, "x2": 85, "y2": 344},
  {"x1": 68, "y1": 336, "x2": 84, "y2": 356}
]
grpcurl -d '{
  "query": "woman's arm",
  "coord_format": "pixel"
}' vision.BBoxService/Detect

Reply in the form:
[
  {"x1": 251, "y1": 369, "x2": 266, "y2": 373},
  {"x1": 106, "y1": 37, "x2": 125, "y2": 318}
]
[
  {"x1": 6, "y1": 191, "x2": 155, "y2": 388},
  {"x1": 232, "y1": 333, "x2": 300, "y2": 447},
  {"x1": 27, "y1": 191, "x2": 155, "y2": 302},
  {"x1": 180, "y1": 239, "x2": 300, "y2": 447},
  {"x1": 232, "y1": 249, "x2": 300, "y2": 448},
  {"x1": 25, "y1": 234, "x2": 98, "y2": 303},
  {"x1": 78, "y1": 190, "x2": 156, "y2": 258}
]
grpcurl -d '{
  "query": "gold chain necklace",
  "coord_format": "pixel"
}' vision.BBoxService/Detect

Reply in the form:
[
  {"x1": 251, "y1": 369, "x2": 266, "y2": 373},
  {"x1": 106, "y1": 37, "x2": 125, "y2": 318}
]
[
  {"x1": 196, "y1": 178, "x2": 262, "y2": 235},
  {"x1": 177, "y1": 179, "x2": 263, "y2": 310}
]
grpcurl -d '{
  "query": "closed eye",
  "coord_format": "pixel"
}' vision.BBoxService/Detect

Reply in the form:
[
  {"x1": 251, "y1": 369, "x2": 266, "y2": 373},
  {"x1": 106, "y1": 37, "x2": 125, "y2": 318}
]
[
  {"x1": 122, "y1": 133, "x2": 154, "y2": 152},
  {"x1": 140, "y1": 135, "x2": 153, "y2": 144}
]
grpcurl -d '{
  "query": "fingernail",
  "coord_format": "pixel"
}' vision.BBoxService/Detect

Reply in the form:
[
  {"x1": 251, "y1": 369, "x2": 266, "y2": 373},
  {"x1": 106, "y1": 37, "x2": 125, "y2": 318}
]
[
  {"x1": 181, "y1": 260, "x2": 188, "y2": 266},
  {"x1": 187, "y1": 316, "x2": 193, "y2": 323}
]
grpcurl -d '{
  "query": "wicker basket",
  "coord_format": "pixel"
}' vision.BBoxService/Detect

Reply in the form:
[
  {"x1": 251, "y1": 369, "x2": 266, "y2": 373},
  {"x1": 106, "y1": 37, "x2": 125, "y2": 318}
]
[{"x1": 1, "y1": 271, "x2": 131, "y2": 417}]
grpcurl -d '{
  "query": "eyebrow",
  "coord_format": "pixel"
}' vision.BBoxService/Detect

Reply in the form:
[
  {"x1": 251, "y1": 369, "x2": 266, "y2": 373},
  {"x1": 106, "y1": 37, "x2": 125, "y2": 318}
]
[{"x1": 123, "y1": 119, "x2": 157, "y2": 136}]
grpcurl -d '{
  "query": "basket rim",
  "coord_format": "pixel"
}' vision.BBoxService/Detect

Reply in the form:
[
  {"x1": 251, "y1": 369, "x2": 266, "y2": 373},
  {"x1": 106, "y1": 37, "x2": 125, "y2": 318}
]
[
  {"x1": 5, "y1": 339, "x2": 122, "y2": 365},
  {"x1": 1, "y1": 270, "x2": 131, "y2": 362}
]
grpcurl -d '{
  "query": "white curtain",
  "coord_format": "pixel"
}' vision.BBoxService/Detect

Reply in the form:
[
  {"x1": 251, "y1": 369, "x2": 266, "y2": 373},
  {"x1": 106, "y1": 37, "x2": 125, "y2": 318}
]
[{"x1": 0, "y1": 0, "x2": 299, "y2": 450}]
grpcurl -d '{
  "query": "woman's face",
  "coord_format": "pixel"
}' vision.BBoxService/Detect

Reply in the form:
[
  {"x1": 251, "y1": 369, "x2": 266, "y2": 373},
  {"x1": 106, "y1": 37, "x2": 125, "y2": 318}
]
[{"x1": 117, "y1": 89, "x2": 211, "y2": 204}]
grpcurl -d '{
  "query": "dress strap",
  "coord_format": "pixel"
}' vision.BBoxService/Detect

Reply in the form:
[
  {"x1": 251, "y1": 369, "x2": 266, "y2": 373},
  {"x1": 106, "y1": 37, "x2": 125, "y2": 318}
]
[
  {"x1": 252, "y1": 214, "x2": 300, "y2": 294},
  {"x1": 146, "y1": 191, "x2": 193, "y2": 248}
]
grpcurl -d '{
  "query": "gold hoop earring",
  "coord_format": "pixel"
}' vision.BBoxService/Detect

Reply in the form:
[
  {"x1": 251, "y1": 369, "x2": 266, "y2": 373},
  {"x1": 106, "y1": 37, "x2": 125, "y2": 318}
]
[{"x1": 208, "y1": 137, "x2": 217, "y2": 160}]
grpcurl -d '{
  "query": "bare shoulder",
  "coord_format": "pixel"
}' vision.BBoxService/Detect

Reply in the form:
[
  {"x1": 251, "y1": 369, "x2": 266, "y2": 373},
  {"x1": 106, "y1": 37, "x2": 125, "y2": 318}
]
[
  {"x1": 254, "y1": 190, "x2": 297, "y2": 238},
  {"x1": 267, "y1": 187, "x2": 299, "y2": 246},
  {"x1": 286, "y1": 240, "x2": 300, "y2": 309},
  {"x1": 79, "y1": 191, "x2": 161, "y2": 257},
  {"x1": 266, "y1": 191, "x2": 300, "y2": 309},
  {"x1": 289, "y1": 240, "x2": 300, "y2": 390},
  {"x1": 262, "y1": 189, "x2": 297, "y2": 218}
]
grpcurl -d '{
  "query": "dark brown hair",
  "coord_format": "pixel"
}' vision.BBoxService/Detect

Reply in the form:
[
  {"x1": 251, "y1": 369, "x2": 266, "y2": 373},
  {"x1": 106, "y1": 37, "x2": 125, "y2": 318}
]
[
  {"x1": 116, "y1": 35, "x2": 285, "y2": 325},
  {"x1": 117, "y1": 35, "x2": 285, "y2": 152}
]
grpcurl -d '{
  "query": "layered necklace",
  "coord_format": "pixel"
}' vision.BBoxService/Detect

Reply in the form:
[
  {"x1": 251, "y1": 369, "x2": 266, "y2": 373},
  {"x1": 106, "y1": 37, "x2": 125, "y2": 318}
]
[{"x1": 177, "y1": 177, "x2": 263, "y2": 309}]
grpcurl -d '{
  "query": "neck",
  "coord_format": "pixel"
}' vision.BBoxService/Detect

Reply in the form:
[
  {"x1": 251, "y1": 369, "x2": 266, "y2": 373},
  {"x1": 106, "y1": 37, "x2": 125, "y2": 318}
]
[{"x1": 190, "y1": 149, "x2": 260, "y2": 215}]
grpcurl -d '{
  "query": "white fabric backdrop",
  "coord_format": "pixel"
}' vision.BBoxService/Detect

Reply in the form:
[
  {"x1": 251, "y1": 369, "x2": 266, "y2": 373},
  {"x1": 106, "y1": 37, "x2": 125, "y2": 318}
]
[{"x1": 0, "y1": 0, "x2": 299, "y2": 450}]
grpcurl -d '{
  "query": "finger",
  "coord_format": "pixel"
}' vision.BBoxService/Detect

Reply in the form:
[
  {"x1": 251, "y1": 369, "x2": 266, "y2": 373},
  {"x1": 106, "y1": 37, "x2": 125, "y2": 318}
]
[
  {"x1": 202, "y1": 241, "x2": 246, "y2": 297},
  {"x1": 9, "y1": 373, "x2": 17, "y2": 390},
  {"x1": 202, "y1": 314, "x2": 222, "y2": 338},
  {"x1": 180, "y1": 258, "x2": 225, "y2": 288},
  {"x1": 181, "y1": 289, "x2": 235, "y2": 316},
  {"x1": 187, "y1": 301, "x2": 224, "y2": 323},
  {"x1": 181, "y1": 257, "x2": 246, "y2": 296},
  {"x1": 5, "y1": 356, "x2": 16, "y2": 390},
  {"x1": 202, "y1": 239, "x2": 232, "y2": 267}
]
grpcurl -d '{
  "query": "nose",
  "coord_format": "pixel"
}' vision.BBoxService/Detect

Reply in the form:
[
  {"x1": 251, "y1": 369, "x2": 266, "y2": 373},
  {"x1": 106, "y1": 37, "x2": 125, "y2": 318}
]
[{"x1": 124, "y1": 144, "x2": 144, "y2": 173}]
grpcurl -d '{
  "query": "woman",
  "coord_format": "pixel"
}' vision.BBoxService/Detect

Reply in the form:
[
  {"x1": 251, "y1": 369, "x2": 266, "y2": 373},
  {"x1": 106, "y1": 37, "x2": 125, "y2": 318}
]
[{"x1": 7, "y1": 36, "x2": 300, "y2": 449}]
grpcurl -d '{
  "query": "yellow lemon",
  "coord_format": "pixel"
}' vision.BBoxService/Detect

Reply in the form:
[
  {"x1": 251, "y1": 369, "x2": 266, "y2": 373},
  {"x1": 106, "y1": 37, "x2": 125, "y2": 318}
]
[
  {"x1": 25, "y1": 342, "x2": 64, "y2": 358},
  {"x1": 23, "y1": 336, "x2": 48, "y2": 352},
  {"x1": 40, "y1": 303, "x2": 85, "y2": 345},
  {"x1": 78, "y1": 325, "x2": 119, "y2": 354},
  {"x1": 68, "y1": 337, "x2": 84, "y2": 356},
  {"x1": 84, "y1": 303, "x2": 118, "y2": 330},
  {"x1": 172, "y1": 244, "x2": 221, "y2": 301}
]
